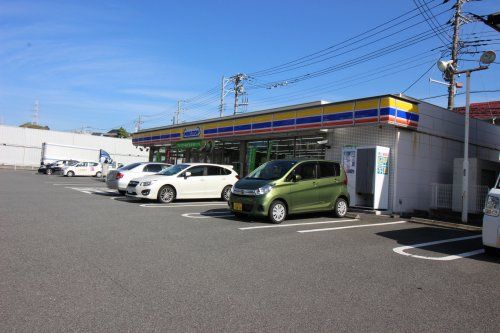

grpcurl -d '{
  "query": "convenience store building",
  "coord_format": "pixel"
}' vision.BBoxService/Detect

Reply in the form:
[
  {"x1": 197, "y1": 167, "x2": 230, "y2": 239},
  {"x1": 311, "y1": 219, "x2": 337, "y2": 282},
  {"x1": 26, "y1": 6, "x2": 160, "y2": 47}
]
[{"x1": 132, "y1": 94, "x2": 499, "y2": 214}]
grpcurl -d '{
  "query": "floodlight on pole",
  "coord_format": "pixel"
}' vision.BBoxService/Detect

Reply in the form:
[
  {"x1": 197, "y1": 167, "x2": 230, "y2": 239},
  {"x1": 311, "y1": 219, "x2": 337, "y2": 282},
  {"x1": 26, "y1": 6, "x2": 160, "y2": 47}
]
[{"x1": 436, "y1": 51, "x2": 495, "y2": 223}]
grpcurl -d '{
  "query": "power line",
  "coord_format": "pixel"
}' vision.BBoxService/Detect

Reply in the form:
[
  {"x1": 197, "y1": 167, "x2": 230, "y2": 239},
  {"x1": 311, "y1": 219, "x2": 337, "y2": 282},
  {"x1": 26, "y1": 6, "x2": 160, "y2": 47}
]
[
  {"x1": 402, "y1": 61, "x2": 438, "y2": 93},
  {"x1": 421, "y1": 89, "x2": 500, "y2": 100}
]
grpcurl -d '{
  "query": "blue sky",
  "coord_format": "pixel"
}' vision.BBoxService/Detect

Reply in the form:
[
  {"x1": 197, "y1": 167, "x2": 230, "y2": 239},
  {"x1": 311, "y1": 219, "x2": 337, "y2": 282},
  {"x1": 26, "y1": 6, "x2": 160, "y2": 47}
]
[{"x1": 0, "y1": 0, "x2": 498, "y2": 132}]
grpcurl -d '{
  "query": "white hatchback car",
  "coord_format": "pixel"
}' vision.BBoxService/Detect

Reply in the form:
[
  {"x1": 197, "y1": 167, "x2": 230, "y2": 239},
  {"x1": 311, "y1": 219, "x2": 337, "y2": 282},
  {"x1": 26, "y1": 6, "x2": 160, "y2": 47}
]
[
  {"x1": 126, "y1": 163, "x2": 239, "y2": 203},
  {"x1": 483, "y1": 174, "x2": 500, "y2": 255},
  {"x1": 63, "y1": 162, "x2": 102, "y2": 177},
  {"x1": 106, "y1": 162, "x2": 171, "y2": 195}
]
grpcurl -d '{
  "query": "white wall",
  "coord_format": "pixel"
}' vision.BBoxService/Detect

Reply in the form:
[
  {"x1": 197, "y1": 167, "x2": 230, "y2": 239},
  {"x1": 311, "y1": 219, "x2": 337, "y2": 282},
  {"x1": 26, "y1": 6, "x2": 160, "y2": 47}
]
[
  {"x1": 0, "y1": 125, "x2": 149, "y2": 167},
  {"x1": 393, "y1": 102, "x2": 500, "y2": 213}
]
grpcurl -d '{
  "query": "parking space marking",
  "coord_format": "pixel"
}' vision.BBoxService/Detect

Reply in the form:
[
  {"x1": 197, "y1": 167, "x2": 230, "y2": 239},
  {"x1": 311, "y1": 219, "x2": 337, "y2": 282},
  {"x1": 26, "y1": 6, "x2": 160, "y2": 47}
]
[
  {"x1": 393, "y1": 235, "x2": 483, "y2": 261},
  {"x1": 297, "y1": 220, "x2": 408, "y2": 233},
  {"x1": 140, "y1": 202, "x2": 228, "y2": 208},
  {"x1": 67, "y1": 187, "x2": 117, "y2": 195},
  {"x1": 238, "y1": 219, "x2": 358, "y2": 230},
  {"x1": 54, "y1": 183, "x2": 106, "y2": 186},
  {"x1": 182, "y1": 212, "x2": 234, "y2": 219}
]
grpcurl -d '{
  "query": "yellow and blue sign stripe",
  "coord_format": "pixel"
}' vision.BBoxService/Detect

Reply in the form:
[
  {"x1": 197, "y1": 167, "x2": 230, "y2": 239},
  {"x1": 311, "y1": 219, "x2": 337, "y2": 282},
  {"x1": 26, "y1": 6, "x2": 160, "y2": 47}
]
[{"x1": 132, "y1": 96, "x2": 420, "y2": 145}]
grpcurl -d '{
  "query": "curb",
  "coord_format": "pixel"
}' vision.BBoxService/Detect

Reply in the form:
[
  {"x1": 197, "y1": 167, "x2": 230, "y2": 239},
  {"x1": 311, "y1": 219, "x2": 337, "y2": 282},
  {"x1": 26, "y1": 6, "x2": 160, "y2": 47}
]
[
  {"x1": 410, "y1": 217, "x2": 482, "y2": 232},
  {"x1": 346, "y1": 212, "x2": 360, "y2": 219}
]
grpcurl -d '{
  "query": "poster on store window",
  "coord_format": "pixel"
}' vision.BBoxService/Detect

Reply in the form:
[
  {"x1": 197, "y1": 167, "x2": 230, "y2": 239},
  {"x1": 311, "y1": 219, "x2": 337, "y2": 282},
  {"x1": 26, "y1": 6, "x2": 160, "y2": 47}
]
[
  {"x1": 342, "y1": 146, "x2": 356, "y2": 174},
  {"x1": 247, "y1": 147, "x2": 257, "y2": 173},
  {"x1": 376, "y1": 148, "x2": 390, "y2": 175}
]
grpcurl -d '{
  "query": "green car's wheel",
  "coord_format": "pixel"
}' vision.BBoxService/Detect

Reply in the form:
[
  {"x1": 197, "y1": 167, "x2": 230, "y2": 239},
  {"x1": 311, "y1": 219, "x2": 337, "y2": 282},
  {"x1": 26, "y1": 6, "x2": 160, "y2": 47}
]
[
  {"x1": 334, "y1": 197, "x2": 348, "y2": 218},
  {"x1": 269, "y1": 200, "x2": 287, "y2": 224}
]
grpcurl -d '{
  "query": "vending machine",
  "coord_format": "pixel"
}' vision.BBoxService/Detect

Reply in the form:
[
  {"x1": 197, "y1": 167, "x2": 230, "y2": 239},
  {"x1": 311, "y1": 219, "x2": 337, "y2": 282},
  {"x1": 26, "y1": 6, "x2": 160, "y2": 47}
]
[{"x1": 341, "y1": 146, "x2": 390, "y2": 210}]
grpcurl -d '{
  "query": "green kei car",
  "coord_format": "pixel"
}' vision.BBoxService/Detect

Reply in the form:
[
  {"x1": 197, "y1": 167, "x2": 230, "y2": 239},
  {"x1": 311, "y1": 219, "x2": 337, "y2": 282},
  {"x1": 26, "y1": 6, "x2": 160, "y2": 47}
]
[{"x1": 229, "y1": 160, "x2": 349, "y2": 223}]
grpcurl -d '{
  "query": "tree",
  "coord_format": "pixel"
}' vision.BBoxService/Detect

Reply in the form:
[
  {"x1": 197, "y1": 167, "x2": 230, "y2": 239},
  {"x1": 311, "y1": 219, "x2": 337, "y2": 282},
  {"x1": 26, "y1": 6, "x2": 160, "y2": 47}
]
[
  {"x1": 20, "y1": 122, "x2": 49, "y2": 130},
  {"x1": 116, "y1": 127, "x2": 130, "y2": 138}
]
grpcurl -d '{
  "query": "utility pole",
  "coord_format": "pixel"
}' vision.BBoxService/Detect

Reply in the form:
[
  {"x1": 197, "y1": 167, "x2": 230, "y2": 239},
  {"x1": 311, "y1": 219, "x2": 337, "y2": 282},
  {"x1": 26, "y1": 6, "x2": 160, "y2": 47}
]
[
  {"x1": 232, "y1": 73, "x2": 247, "y2": 115},
  {"x1": 134, "y1": 115, "x2": 143, "y2": 132},
  {"x1": 175, "y1": 100, "x2": 185, "y2": 124},
  {"x1": 447, "y1": 0, "x2": 465, "y2": 110},
  {"x1": 219, "y1": 75, "x2": 226, "y2": 117},
  {"x1": 32, "y1": 100, "x2": 39, "y2": 125}
]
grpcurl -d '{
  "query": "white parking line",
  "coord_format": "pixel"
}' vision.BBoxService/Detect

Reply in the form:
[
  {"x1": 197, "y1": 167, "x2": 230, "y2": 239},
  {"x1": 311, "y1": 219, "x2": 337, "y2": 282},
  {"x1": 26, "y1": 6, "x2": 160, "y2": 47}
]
[
  {"x1": 54, "y1": 183, "x2": 105, "y2": 186},
  {"x1": 393, "y1": 235, "x2": 483, "y2": 261},
  {"x1": 182, "y1": 212, "x2": 234, "y2": 219},
  {"x1": 140, "y1": 202, "x2": 228, "y2": 208},
  {"x1": 67, "y1": 187, "x2": 117, "y2": 195},
  {"x1": 297, "y1": 220, "x2": 408, "y2": 233},
  {"x1": 238, "y1": 219, "x2": 358, "y2": 230}
]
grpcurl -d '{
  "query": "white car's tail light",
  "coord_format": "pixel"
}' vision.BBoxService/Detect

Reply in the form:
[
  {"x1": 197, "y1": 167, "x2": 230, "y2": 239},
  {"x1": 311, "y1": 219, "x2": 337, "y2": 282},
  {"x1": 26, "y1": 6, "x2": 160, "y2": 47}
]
[{"x1": 484, "y1": 195, "x2": 499, "y2": 217}]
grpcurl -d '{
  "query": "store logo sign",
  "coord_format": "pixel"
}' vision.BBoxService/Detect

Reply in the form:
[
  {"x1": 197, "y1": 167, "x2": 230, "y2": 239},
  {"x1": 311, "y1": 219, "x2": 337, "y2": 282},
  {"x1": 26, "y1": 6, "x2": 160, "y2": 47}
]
[{"x1": 183, "y1": 127, "x2": 201, "y2": 138}]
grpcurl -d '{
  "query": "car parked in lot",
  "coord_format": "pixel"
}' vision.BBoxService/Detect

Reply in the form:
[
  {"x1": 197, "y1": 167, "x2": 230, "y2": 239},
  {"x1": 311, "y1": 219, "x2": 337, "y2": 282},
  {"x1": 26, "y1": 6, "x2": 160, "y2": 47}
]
[
  {"x1": 483, "y1": 173, "x2": 500, "y2": 254},
  {"x1": 229, "y1": 159, "x2": 349, "y2": 223},
  {"x1": 126, "y1": 163, "x2": 239, "y2": 203},
  {"x1": 62, "y1": 161, "x2": 102, "y2": 177},
  {"x1": 38, "y1": 160, "x2": 79, "y2": 175},
  {"x1": 106, "y1": 162, "x2": 171, "y2": 195}
]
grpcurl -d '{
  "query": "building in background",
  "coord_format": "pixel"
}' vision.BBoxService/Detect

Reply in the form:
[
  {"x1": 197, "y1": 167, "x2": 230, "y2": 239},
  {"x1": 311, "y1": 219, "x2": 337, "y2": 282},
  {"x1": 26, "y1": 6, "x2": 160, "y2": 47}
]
[
  {"x1": 0, "y1": 125, "x2": 149, "y2": 168},
  {"x1": 453, "y1": 100, "x2": 500, "y2": 125},
  {"x1": 132, "y1": 94, "x2": 500, "y2": 215}
]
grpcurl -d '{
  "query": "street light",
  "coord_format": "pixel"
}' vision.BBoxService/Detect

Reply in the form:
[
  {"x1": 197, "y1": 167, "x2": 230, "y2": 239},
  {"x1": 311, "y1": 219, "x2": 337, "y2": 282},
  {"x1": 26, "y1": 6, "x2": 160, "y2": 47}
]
[{"x1": 437, "y1": 50, "x2": 496, "y2": 223}]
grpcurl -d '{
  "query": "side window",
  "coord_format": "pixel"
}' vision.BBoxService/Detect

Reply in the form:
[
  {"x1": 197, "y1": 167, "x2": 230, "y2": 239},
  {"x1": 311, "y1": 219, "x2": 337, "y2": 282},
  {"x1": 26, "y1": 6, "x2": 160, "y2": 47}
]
[
  {"x1": 161, "y1": 165, "x2": 170, "y2": 170},
  {"x1": 294, "y1": 162, "x2": 317, "y2": 180},
  {"x1": 187, "y1": 166, "x2": 205, "y2": 177},
  {"x1": 91, "y1": 162, "x2": 99, "y2": 167},
  {"x1": 222, "y1": 168, "x2": 232, "y2": 175},
  {"x1": 318, "y1": 162, "x2": 339, "y2": 178},
  {"x1": 207, "y1": 166, "x2": 223, "y2": 176},
  {"x1": 146, "y1": 164, "x2": 163, "y2": 173}
]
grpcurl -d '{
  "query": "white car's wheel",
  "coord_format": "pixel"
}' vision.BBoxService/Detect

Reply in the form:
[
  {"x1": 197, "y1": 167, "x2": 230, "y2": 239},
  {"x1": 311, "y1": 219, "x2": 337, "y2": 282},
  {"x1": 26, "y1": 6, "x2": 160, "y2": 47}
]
[
  {"x1": 221, "y1": 185, "x2": 232, "y2": 201},
  {"x1": 157, "y1": 185, "x2": 176, "y2": 203},
  {"x1": 95, "y1": 171, "x2": 102, "y2": 178},
  {"x1": 67, "y1": 171, "x2": 74, "y2": 177}
]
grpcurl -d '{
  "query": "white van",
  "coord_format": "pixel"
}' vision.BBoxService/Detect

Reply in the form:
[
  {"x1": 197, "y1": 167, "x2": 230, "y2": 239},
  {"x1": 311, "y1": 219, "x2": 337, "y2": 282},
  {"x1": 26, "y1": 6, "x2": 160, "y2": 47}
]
[{"x1": 483, "y1": 173, "x2": 500, "y2": 254}]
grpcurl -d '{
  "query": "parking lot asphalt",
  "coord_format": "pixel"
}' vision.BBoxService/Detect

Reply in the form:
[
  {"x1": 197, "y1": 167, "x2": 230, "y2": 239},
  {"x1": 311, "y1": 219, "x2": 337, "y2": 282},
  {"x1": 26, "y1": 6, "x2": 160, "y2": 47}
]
[{"x1": 1, "y1": 170, "x2": 499, "y2": 332}]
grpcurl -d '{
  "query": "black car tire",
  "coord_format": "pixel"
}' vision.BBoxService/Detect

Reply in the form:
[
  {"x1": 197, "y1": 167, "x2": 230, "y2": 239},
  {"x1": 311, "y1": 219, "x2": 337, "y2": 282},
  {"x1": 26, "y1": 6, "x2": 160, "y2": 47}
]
[
  {"x1": 95, "y1": 171, "x2": 102, "y2": 178},
  {"x1": 269, "y1": 200, "x2": 287, "y2": 224},
  {"x1": 67, "y1": 171, "x2": 75, "y2": 177},
  {"x1": 118, "y1": 190, "x2": 126, "y2": 195},
  {"x1": 157, "y1": 185, "x2": 176, "y2": 203},
  {"x1": 334, "y1": 197, "x2": 348, "y2": 218},
  {"x1": 221, "y1": 185, "x2": 232, "y2": 201},
  {"x1": 46, "y1": 169, "x2": 53, "y2": 175}
]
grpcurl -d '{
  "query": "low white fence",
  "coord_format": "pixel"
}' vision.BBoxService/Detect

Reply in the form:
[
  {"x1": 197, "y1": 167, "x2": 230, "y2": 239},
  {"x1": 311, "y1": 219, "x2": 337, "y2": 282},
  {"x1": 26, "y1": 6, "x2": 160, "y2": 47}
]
[{"x1": 430, "y1": 183, "x2": 489, "y2": 214}]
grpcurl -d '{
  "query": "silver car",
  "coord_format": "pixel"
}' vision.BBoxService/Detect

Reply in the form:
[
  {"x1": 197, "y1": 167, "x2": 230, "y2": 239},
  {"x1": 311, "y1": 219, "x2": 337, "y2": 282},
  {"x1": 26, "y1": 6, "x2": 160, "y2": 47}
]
[{"x1": 106, "y1": 162, "x2": 171, "y2": 195}]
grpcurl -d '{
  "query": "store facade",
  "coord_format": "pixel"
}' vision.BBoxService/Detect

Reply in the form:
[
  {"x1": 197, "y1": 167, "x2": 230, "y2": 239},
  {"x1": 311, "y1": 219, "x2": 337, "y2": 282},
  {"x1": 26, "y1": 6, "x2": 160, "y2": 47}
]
[{"x1": 132, "y1": 94, "x2": 500, "y2": 214}]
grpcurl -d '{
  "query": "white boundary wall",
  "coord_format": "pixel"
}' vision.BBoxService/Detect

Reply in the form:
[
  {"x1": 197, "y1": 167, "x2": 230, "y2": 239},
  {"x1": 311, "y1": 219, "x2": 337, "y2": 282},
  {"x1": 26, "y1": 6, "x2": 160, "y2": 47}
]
[{"x1": 0, "y1": 125, "x2": 149, "y2": 167}]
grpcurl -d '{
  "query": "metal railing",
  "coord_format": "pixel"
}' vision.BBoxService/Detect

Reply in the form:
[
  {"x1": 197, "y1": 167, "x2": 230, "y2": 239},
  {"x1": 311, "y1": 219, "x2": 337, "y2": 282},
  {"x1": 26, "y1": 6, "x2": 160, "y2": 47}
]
[{"x1": 430, "y1": 183, "x2": 489, "y2": 214}]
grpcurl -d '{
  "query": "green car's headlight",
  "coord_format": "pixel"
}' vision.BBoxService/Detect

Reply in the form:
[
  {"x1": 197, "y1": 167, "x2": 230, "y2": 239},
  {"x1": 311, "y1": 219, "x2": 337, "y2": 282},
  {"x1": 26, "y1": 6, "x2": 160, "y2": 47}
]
[{"x1": 255, "y1": 184, "x2": 273, "y2": 196}]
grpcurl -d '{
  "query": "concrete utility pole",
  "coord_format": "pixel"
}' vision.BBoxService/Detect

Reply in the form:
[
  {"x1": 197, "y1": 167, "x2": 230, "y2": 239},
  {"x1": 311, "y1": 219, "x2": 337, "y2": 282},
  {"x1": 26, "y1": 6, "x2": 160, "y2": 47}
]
[
  {"x1": 447, "y1": 0, "x2": 465, "y2": 110},
  {"x1": 175, "y1": 100, "x2": 184, "y2": 124}
]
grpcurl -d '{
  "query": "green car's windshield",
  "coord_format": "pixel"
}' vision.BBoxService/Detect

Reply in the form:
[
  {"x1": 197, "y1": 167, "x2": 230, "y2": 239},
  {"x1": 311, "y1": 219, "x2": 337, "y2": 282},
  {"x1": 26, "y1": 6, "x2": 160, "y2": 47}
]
[
  {"x1": 158, "y1": 164, "x2": 189, "y2": 176},
  {"x1": 246, "y1": 160, "x2": 297, "y2": 180}
]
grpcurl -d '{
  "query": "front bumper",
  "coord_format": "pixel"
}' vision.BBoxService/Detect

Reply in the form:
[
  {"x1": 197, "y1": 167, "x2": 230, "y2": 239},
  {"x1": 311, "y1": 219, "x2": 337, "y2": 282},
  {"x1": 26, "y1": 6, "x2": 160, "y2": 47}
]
[
  {"x1": 482, "y1": 215, "x2": 500, "y2": 248},
  {"x1": 228, "y1": 193, "x2": 271, "y2": 217},
  {"x1": 125, "y1": 183, "x2": 157, "y2": 200}
]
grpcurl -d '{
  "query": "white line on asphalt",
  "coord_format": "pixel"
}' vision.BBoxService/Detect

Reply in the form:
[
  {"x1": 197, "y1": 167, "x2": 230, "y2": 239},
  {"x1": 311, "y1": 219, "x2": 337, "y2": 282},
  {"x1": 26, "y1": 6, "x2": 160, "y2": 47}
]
[
  {"x1": 140, "y1": 202, "x2": 228, "y2": 208},
  {"x1": 393, "y1": 235, "x2": 483, "y2": 261},
  {"x1": 238, "y1": 219, "x2": 358, "y2": 230},
  {"x1": 297, "y1": 220, "x2": 408, "y2": 233},
  {"x1": 182, "y1": 212, "x2": 234, "y2": 219}
]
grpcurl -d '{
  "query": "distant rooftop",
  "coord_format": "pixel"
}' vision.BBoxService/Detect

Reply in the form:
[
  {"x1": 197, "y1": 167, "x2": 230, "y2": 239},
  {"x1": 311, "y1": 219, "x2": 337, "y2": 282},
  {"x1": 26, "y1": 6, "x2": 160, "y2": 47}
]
[{"x1": 453, "y1": 101, "x2": 499, "y2": 125}]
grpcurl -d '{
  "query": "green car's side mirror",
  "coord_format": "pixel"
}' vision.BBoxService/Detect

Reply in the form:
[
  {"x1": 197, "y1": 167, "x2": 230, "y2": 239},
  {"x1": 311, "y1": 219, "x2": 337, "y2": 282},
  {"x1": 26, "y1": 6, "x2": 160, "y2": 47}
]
[{"x1": 293, "y1": 174, "x2": 302, "y2": 182}]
